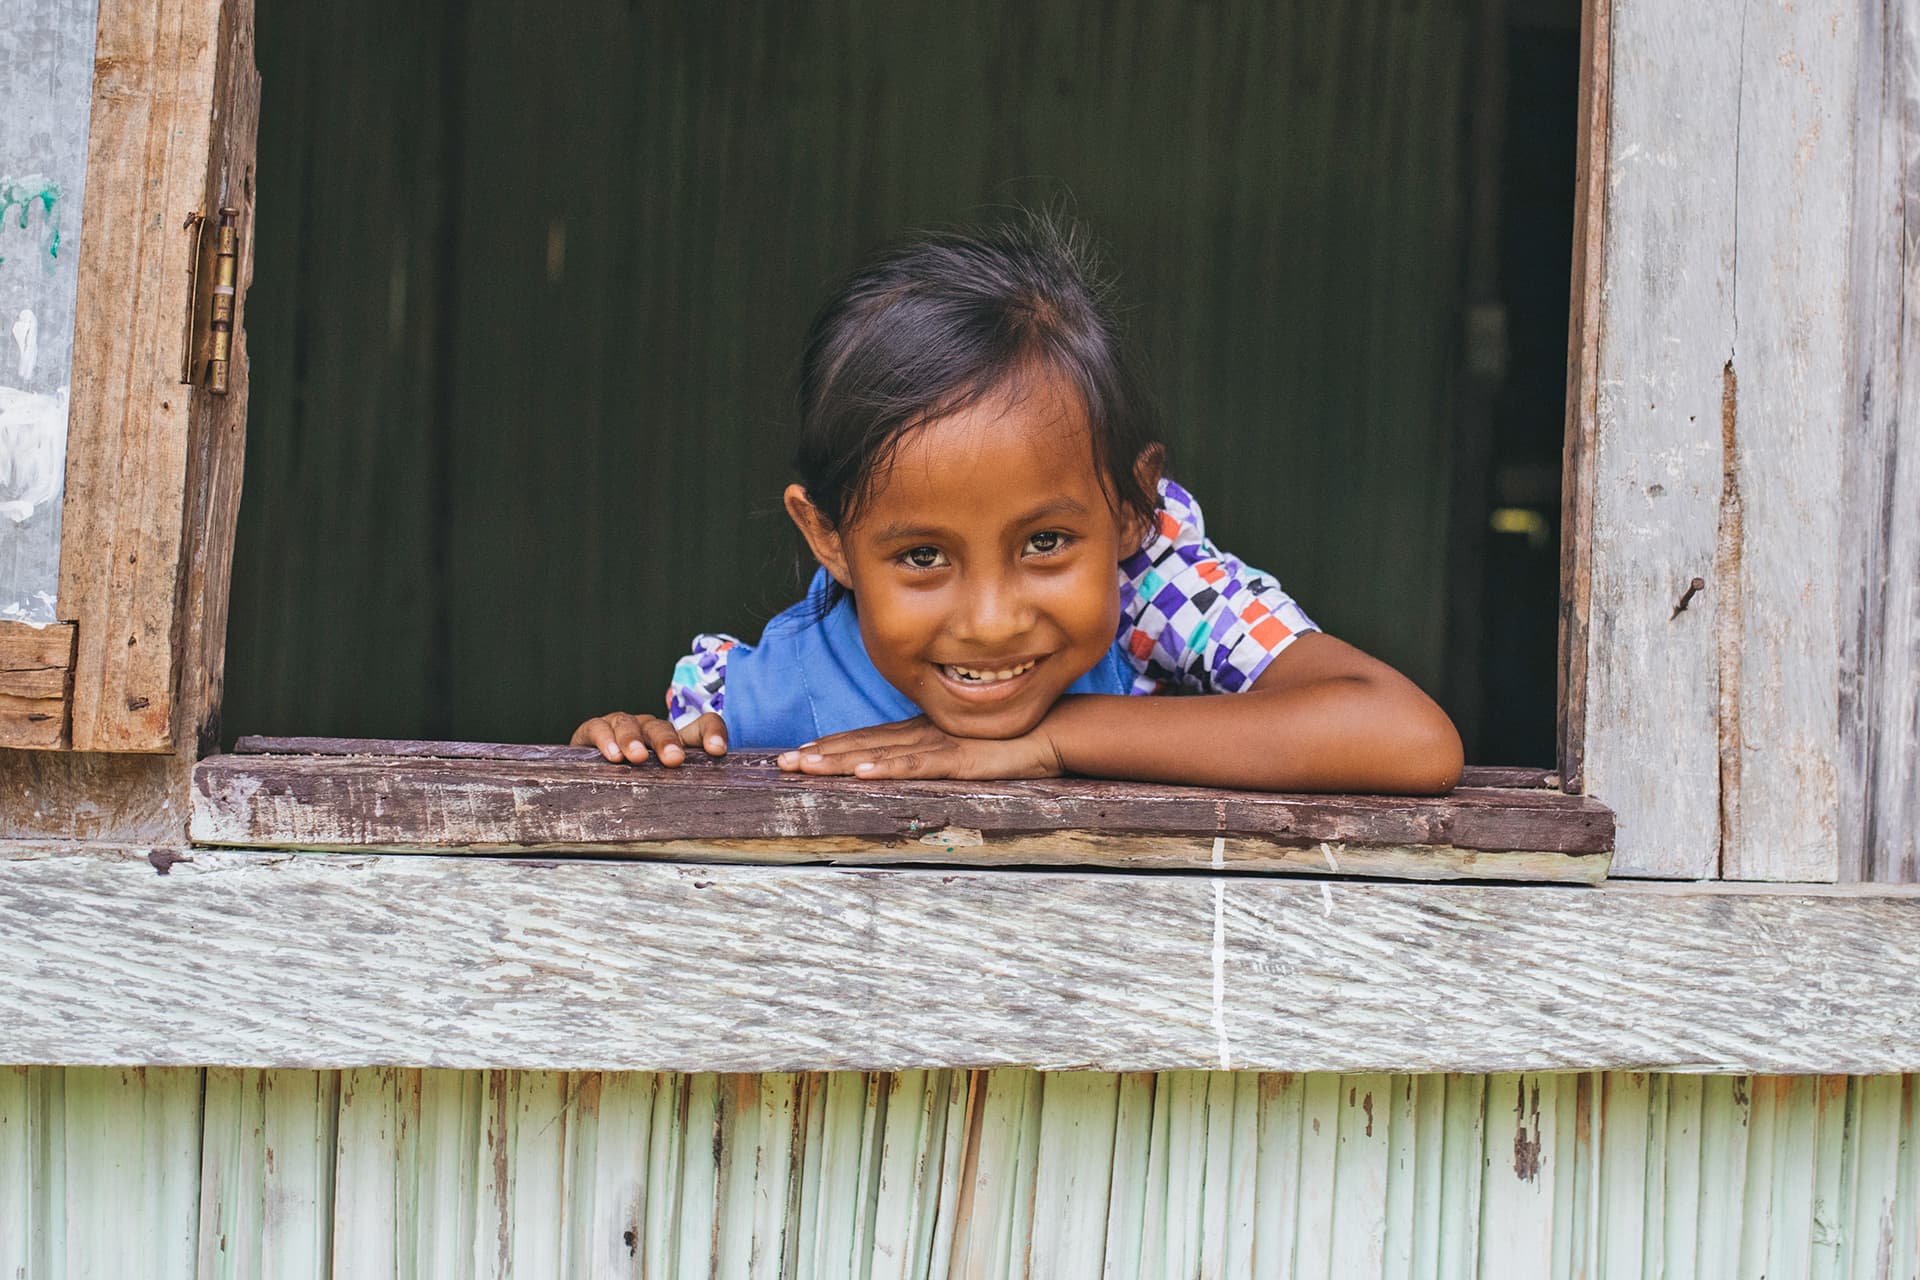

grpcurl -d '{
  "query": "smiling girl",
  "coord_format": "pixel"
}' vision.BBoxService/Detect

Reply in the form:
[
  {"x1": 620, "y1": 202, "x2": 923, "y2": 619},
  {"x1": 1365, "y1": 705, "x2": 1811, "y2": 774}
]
[{"x1": 573, "y1": 217, "x2": 1463, "y2": 793}]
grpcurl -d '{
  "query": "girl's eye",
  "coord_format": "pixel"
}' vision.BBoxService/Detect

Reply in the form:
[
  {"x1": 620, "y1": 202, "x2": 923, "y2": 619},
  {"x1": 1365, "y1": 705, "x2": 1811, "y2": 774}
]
[
  {"x1": 901, "y1": 546, "x2": 948, "y2": 569},
  {"x1": 1024, "y1": 530, "x2": 1068, "y2": 555}
]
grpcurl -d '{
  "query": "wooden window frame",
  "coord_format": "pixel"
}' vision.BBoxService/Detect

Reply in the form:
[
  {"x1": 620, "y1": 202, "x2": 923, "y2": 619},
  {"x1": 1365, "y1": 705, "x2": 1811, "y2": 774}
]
[
  {"x1": 19, "y1": 0, "x2": 1912, "y2": 896},
  {"x1": 9, "y1": 0, "x2": 1920, "y2": 1082}
]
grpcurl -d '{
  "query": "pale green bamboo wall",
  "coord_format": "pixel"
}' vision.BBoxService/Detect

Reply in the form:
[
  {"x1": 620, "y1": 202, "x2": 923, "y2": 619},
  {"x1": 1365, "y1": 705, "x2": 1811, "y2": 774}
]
[{"x1": 3, "y1": 1066, "x2": 1914, "y2": 1277}]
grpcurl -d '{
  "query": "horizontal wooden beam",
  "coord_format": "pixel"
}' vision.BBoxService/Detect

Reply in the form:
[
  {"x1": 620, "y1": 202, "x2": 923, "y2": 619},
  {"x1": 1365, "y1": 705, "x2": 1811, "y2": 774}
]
[
  {"x1": 0, "y1": 621, "x2": 75, "y2": 749},
  {"x1": 2, "y1": 844, "x2": 1915, "y2": 1074},
  {"x1": 191, "y1": 749, "x2": 1613, "y2": 884},
  {"x1": 229, "y1": 738, "x2": 1562, "y2": 793}
]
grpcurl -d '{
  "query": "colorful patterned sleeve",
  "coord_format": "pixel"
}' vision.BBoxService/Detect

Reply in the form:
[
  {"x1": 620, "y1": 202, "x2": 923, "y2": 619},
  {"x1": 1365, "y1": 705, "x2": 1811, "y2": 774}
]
[
  {"x1": 1115, "y1": 478, "x2": 1319, "y2": 695},
  {"x1": 665, "y1": 634, "x2": 739, "y2": 728}
]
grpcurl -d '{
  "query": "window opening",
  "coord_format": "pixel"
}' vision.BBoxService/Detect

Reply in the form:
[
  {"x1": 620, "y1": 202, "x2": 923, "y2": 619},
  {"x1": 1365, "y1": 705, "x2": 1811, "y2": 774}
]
[{"x1": 223, "y1": 0, "x2": 1583, "y2": 770}]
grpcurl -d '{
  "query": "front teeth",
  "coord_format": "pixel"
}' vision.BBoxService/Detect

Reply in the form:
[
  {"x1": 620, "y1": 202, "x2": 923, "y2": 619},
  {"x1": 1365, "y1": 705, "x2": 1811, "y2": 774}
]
[{"x1": 945, "y1": 659, "x2": 1036, "y2": 684}]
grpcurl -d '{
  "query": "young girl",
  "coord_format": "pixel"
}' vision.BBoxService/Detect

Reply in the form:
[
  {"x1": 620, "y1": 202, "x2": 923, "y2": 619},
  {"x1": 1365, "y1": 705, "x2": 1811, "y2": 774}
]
[{"x1": 574, "y1": 217, "x2": 1462, "y2": 793}]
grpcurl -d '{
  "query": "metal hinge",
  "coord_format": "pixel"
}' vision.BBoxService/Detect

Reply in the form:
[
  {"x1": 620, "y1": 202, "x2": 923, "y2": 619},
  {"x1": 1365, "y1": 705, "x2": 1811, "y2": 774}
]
[{"x1": 180, "y1": 206, "x2": 241, "y2": 393}]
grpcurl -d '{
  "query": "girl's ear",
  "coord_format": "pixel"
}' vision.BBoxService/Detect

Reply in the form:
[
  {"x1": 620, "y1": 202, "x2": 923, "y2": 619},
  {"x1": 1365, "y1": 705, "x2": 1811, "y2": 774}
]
[
  {"x1": 784, "y1": 484, "x2": 853, "y2": 587},
  {"x1": 1126, "y1": 444, "x2": 1167, "y2": 543}
]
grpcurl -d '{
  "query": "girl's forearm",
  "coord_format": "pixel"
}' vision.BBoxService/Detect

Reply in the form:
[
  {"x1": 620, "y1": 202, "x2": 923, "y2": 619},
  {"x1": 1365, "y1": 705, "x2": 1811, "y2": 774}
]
[{"x1": 1039, "y1": 677, "x2": 1463, "y2": 794}]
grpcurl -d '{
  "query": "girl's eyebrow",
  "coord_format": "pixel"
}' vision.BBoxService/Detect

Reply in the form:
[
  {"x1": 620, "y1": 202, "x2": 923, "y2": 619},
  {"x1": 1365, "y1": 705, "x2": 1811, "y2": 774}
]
[{"x1": 868, "y1": 498, "x2": 1091, "y2": 545}]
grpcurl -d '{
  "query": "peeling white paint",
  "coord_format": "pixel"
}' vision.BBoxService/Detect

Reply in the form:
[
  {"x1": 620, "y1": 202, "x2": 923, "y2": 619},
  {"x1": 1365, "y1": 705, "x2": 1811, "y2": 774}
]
[
  {"x1": 10, "y1": 309, "x2": 35, "y2": 380},
  {"x1": 0, "y1": 382, "x2": 68, "y2": 521}
]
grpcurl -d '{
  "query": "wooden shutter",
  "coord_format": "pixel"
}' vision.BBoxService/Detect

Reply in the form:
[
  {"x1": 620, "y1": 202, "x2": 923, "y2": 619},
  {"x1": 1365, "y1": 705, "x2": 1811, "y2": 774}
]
[{"x1": 0, "y1": 0, "x2": 257, "y2": 755}]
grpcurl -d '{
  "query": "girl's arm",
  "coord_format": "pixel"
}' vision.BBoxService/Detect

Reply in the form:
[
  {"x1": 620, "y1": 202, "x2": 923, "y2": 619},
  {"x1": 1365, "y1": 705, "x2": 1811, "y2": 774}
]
[
  {"x1": 1039, "y1": 632, "x2": 1462, "y2": 793},
  {"x1": 781, "y1": 632, "x2": 1463, "y2": 794}
]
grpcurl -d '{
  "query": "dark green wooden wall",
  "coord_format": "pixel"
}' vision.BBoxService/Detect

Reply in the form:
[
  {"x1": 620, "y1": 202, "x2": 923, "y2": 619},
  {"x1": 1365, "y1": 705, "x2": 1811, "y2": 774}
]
[{"x1": 227, "y1": 0, "x2": 1476, "y2": 746}]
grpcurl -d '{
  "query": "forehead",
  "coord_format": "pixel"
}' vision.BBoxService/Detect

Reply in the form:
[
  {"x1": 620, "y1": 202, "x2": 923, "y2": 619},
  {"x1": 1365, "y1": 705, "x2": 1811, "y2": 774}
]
[{"x1": 858, "y1": 373, "x2": 1109, "y2": 528}]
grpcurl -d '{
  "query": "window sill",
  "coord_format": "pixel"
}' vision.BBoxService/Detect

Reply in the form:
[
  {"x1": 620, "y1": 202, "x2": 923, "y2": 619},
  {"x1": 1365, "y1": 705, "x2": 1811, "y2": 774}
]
[{"x1": 188, "y1": 739, "x2": 1615, "y2": 884}]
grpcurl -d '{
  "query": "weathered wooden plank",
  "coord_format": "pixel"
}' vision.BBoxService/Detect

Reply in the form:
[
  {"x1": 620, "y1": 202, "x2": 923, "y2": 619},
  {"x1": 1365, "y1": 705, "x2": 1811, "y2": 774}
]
[
  {"x1": 1842, "y1": 0, "x2": 1920, "y2": 882},
  {"x1": 330, "y1": 1066, "x2": 408, "y2": 1280},
  {"x1": 1692, "y1": 1075, "x2": 1752, "y2": 1280},
  {"x1": 61, "y1": 1067, "x2": 203, "y2": 1280},
  {"x1": 187, "y1": 753, "x2": 1614, "y2": 889},
  {"x1": 867, "y1": 1070, "x2": 950, "y2": 1280},
  {"x1": 229, "y1": 737, "x2": 1565, "y2": 797},
  {"x1": 1657, "y1": 1074, "x2": 1702, "y2": 1272},
  {"x1": 1593, "y1": 1073, "x2": 1648, "y2": 1280},
  {"x1": 197, "y1": 1067, "x2": 269, "y2": 1280},
  {"x1": 258, "y1": 1069, "x2": 339, "y2": 1280},
  {"x1": 0, "y1": 1067, "x2": 59, "y2": 1279},
  {"x1": 1100, "y1": 1072, "x2": 1158, "y2": 1280},
  {"x1": 61, "y1": 0, "x2": 257, "y2": 751},
  {"x1": 1719, "y1": 0, "x2": 1860, "y2": 882},
  {"x1": 1478, "y1": 1074, "x2": 1558, "y2": 1274},
  {"x1": 1328, "y1": 1074, "x2": 1391, "y2": 1277},
  {"x1": 6, "y1": 846, "x2": 1920, "y2": 1075},
  {"x1": 583, "y1": 1070, "x2": 657, "y2": 1279},
  {"x1": 1434, "y1": 1074, "x2": 1486, "y2": 1280},
  {"x1": 1577, "y1": 0, "x2": 1740, "y2": 877},
  {"x1": 0, "y1": 620, "x2": 74, "y2": 748}
]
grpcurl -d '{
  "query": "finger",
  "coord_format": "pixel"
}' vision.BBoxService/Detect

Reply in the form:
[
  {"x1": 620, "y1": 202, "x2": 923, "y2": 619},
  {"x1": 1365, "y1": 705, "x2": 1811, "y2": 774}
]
[
  {"x1": 605, "y1": 713, "x2": 650, "y2": 763},
  {"x1": 808, "y1": 716, "x2": 930, "y2": 755},
  {"x1": 783, "y1": 722, "x2": 940, "y2": 770},
  {"x1": 678, "y1": 712, "x2": 728, "y2": 757},
  {"x1": 791, "y1": 741, "x2": 926, "y2": 775},
  {"x1": 641, "y1": 717, "x2": 686, "y2": 766},
  {"x1": 852, "y1": 751, "x2": 937, "y2": 779},
  {"x1": 571, "y1": 717, "x2": 620, "y2": 761}
]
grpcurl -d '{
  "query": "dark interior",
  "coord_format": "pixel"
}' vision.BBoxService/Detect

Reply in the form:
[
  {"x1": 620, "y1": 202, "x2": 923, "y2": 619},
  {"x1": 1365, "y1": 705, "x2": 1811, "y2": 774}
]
[{"x1": 223, "y1": 0, "x2": 1579, "y2": 765}]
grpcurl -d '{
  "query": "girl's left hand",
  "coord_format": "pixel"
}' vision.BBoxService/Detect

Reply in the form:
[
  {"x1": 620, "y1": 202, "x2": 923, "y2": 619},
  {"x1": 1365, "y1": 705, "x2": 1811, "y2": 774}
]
[{"x1": 776, "y1": 716, "x2": 1062, "y2": 780}]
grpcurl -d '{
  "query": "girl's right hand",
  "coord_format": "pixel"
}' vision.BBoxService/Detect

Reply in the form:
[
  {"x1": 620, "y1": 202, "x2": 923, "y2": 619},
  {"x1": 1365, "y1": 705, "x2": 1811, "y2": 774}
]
[{"x1": 570, "y1": 711, "x2": 728, "y2": 766}]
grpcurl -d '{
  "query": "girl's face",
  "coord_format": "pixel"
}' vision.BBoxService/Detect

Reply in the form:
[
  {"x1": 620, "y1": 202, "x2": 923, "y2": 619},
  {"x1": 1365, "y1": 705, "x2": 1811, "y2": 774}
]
[{"x1": 789, "y1": 371, "x2": 1145, "y2": 740}]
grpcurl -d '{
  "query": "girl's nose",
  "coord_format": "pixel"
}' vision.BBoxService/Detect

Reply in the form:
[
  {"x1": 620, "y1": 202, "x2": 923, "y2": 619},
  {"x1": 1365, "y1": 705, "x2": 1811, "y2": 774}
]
[{"x1": 955, "y1": 572, "x2": 1034, "y2": 645}]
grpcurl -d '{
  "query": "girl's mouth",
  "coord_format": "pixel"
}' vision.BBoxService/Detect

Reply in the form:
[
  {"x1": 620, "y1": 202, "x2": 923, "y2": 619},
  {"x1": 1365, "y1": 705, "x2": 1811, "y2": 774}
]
[
  {"x1": 941, "y1": 658, "x2": 1038, "y2": 684},
  {"x1": 933, "y1": 656, "x2": 1046, "y2": 703}
]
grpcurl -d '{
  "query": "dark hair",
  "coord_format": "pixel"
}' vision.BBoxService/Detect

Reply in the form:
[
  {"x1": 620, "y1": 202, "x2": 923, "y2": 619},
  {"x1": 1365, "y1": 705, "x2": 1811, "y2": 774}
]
[{"x1": 794, "y1": 213, "x2": 1164, "y2": 604}]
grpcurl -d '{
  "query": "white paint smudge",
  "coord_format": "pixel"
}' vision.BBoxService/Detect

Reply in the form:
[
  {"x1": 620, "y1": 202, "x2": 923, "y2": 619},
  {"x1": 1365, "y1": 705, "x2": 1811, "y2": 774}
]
[
  {"x1": 11, "y1": 310, "x2": 36, "y2": 380},
  {"x1": 1321, "y1": 882, "x2": 1334, "y2": 917},
  {"x1": 1320, "y1": 841, "x2": 1341, "y2": 873},
  {"x1": 1211, "y1": 876, "x2": 1230, "y2": 1071},
  {"x1": 1211, "y1": 834, "x2": 1225, "y2": 870},
  {"x1": 0, "y1": 383, "x2": 70, "y2": 521}
]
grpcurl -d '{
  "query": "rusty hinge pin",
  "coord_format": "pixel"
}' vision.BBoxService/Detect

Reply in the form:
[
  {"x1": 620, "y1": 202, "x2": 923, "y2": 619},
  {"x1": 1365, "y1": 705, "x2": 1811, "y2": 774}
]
[
  {"x1": 207, "y1": 206, "x2": 239, "y2": 394},
  {"x1": 179, "y1": 211, "x2": 207, "y2": 384}
]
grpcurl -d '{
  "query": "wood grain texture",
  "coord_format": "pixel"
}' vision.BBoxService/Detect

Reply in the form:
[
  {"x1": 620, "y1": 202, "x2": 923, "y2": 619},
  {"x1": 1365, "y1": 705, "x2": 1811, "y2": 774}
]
[
  {"x1": 187, "y1": 753, "x2": 1615, "y2": 886},
  {"x1": 1719, "y1": 0, "x2": 1859, "y2": 882},
  {"x1": 0, "y1": 748, "x2": 183, "y2": 841},
  {"x1": 1843, "y1": 0, "x2": 1920, "y2": 882},
  {"x1": 59, "y1": 0, "x2": 256, "y2": 752},
  {"x1": 3, "y1": 845, "x2": 1919, "y2": 1074},
  {"x1": 232, "y1": 738, "x2": 1565, "y2": 794},
  {"x1": 227, "y1": 740, "x2": 1567, "y2": 797},
  {"x1": 0, "y1": 621, "x2": 74, "y2": 748},
  {"x1": 172, "y1": 0, "x2": 258, "y2": 761},
  {"x1": 1577, "y1": 0, "x2": 1739, "y2": 877},
  {"x1": 1556, "y1": 0, "x2": 1608, "y2": 797}
]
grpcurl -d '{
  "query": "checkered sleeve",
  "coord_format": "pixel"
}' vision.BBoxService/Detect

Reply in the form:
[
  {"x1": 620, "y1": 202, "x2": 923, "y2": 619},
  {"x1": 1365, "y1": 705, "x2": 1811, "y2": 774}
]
[
  {"x1": 1115, "y1": 478, "x2": 1318, "y2": 695},
  {"x1": 665, "y1": 634, "x2": 739, "y2": 728}
]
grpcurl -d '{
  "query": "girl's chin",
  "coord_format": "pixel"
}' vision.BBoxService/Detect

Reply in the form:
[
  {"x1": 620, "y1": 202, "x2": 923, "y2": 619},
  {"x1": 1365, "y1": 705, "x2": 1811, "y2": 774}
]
[{"x1": 921, "y1": 698, "x2": 1050, "y2": 742}]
